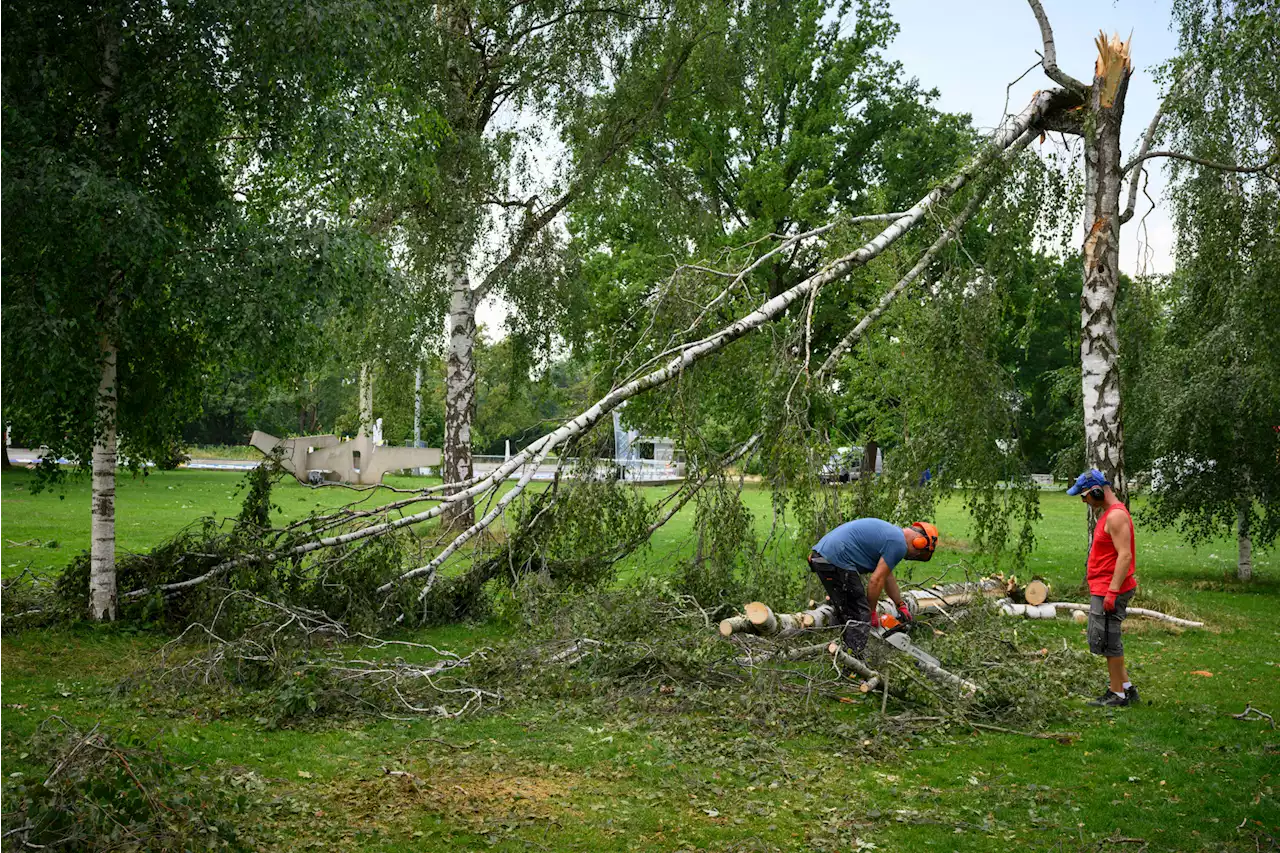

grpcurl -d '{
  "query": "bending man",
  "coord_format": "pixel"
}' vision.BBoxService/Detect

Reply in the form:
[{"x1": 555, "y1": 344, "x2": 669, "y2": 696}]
[{"x1": 808, "y1": 518, "x2": 939, "y2": 657}]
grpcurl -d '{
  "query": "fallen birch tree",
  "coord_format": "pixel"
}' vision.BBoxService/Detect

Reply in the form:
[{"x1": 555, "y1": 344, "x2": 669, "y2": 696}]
[{"x1": 120, "y1": 86, "x2": 1079, "y2": 618}]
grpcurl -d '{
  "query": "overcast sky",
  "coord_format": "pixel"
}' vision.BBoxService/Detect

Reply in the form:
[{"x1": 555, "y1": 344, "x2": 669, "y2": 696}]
[{"x1": 883, "y1": 0, "x2": 1179, "y2": 277}]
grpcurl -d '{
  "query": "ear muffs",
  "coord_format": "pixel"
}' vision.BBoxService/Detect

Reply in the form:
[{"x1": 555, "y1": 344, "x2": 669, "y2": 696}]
[
  {"x1": 910, "y1": 522, "x2": 939, "y2": 556},
  {"x1": 1087, "y1": 486, "x2": 1105, "y2": 501}
]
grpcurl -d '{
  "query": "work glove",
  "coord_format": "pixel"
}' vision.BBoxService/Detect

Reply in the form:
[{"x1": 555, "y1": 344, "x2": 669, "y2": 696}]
[
  {"x1": 870, "y1": 611, "x2": 881, "y2": 628},
  {"x1": 1103, "y1": 591, "x2": 1118, "y2": 613},
  {"x1": 897, "y1": 602, "x2": 913, "y2": 623}
]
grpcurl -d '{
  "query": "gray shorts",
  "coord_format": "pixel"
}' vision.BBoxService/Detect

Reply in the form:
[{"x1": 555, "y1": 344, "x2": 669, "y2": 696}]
[{"x1": 1087, "y1": 589, "x2": 1136, "y2": 657}]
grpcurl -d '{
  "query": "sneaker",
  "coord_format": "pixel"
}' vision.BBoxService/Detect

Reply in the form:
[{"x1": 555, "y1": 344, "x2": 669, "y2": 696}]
[
  {"x1": 1088, "y1": 691, "x2": 1130, "y2": 707},
  {"x1": 1126, "y1": 685, "x2": 1140, "y2": 704}
]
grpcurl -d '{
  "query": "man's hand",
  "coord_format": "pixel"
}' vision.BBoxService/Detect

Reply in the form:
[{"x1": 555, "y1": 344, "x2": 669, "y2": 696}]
[
  {"x1": 897, "y1": 602, "x2": 913, "y2": 623},
  {"x1": 1103, "y1": 591, "x2": 1118, "y2": 613}
]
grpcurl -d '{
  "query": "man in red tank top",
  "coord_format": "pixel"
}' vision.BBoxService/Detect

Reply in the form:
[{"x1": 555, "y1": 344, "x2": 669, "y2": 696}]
[{"x1": 1067, "y1": 469, "x2": 1139, "y2": 707}]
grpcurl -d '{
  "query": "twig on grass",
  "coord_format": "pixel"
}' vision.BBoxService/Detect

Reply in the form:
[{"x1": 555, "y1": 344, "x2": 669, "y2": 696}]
[{"x1": 1231, "y1": 704, "x2": 1275, "y2": 729}]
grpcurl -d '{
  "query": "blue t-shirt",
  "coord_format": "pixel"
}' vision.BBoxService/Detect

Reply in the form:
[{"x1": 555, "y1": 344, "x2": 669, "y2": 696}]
[{"x1": 812, "y1": 518, "x2": 906, "y2": 574}]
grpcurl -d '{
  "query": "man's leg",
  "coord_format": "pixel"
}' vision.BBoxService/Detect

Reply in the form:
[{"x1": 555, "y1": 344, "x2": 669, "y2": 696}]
[
  {"x1": 836, "y1": 570, "x2": 872, "y2": 656},
  {"x1": 1107, "y1": 655, "x2": 1127, "y2": 693},
  {"x1": 814, "y1": 568, "x2": 871, "y2": 657}
]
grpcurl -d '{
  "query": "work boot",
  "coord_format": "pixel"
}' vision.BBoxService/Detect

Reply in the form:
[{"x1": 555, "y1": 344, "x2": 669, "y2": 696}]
[
  {"x1": 1126, "y1": 685, "x2": 1140, "y2": 704},
  {"x1": 1087, "y1": 691, "x2": 1130, "y2": 707}
]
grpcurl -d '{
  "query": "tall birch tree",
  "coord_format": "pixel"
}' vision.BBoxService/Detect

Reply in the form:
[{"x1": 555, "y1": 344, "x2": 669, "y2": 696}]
[
  {"x1": 357, "y1": 0, "x2": 700, "y2": 529},
  {"x1": 1, "y1": 0, "x2": 398, "y2": 619}
]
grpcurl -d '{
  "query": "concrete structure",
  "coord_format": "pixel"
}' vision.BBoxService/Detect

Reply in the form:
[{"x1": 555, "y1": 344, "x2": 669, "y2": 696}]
[{"x1": 250, "y1": 430, "x2": 441, "y2": 486}]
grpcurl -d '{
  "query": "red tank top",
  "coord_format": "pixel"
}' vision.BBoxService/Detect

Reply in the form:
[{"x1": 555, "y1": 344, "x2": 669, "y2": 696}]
[{"x1": 1087, "y1": 503, "x2": 1137, "y2": 596}]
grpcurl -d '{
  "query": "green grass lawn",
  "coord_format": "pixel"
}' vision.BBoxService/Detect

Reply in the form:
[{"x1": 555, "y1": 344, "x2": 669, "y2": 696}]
[{"x1": 2, "y1": 468, "x2": 1278, "y2": 851}]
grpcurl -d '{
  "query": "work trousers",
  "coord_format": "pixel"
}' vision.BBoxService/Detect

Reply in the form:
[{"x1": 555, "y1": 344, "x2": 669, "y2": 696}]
[{"x1": 809, "y1": 552, "x2": 872, "y2": 657}]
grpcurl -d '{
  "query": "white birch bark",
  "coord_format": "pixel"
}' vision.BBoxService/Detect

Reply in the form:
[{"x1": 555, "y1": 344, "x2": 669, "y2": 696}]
[
  {"x1": 413, "y1": 365, "x2": 422, "y2": 446},
  {"x1": 358, "y1": 364, "x2": 374, "y2": 437},
  {"x1": 1079, "y1": 35, "x2": 1133, "y2": 535},
  {"x1": 442, "y1": 263, "x2": 477, "y2": 529},
  {"x1": 1237, "y1": 499, "x2": 1253, "y2": 582},
  {"x1": 89, "y1": 334, "x2": 118, "y2": 621}
]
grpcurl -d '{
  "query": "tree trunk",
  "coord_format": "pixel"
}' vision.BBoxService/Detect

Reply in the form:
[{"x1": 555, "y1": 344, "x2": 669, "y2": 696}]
[
  {"x1": 1080, "y1": 34, "x2": 1132, "y2": 537},
  {"x1": 1237, "y1": 499, "x2": 1253, "y2": 582},
  {"x1": 443, "y1": 265, "x2": 477, "y2": 528},
  {"x1": 0, "y1": 407, "x2": 9, "y2": 468},
  {"x1": 89, "y1": 334, "x2": 118, "y2": 621},
  {"x1": 862, "y1": 440, "x2": 878, "y2": 478},
  {"x1": 358, "y1": 364, "x2": 374, "y2": 437},
  {"x1": 413, "y1": 365, "x2": 423, "y2": 447}
]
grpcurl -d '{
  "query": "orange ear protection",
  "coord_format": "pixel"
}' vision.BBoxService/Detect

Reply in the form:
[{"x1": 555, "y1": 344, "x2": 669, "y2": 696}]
[{"x1": 910, "y1": 522, "x2": 939, "y2": 554}]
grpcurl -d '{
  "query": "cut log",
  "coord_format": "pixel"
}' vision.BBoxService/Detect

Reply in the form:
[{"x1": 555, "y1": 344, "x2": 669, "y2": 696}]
[
  {"x1": 997, "y1": 600, "x2": 1056, "y2": 619},
  {"x1": 901, "y1": 577, "x2": 1007, "y2": 612},
  {"x1": 719, "y1": 614, "x2": 753, "y2": 637},
  {"x1": 1046, "y1": 601, "x2": 1204, "y2": 629},
  {"x1": 828, "y1": 642, "x2": 882, "y2": 690},
  {"x1": 802, "y1": 603, "x2": 836, "y2": 628},
  {"x1": 1024, "y1": 578, "x2": 1051, "y2": 606}
]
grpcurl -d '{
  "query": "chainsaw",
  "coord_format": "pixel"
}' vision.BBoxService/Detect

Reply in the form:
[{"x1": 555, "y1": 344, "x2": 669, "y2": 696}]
[{"x1": 872, "y1": 613, "x2": 941, "y2": 668}]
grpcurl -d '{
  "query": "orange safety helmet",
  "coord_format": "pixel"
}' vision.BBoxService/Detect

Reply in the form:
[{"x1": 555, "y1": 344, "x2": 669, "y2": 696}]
[{"x1": 910, "y1": 522, "x2": 939, "y2": 559}]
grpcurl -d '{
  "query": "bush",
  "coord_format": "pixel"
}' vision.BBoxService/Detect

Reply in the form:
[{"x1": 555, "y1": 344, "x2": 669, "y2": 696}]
[{"x1": 3, "y1": 721, "x2": 255, "y2": 851}]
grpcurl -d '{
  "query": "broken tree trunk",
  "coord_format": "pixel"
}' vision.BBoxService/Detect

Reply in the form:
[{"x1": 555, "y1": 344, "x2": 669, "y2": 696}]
[
  {"x1": 1027, "y1": 2, "x2": 1132, "y2": 540},
  {"x1": 1079, "y1": 30, "x2": 1133, "y2": 526}
]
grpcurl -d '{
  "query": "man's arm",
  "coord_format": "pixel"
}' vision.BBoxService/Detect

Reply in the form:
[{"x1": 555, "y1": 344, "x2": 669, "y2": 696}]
[
  {"x1": 865, "y1": 558, "x2": 906, "y2": 614},
  {"x1": 1106, "y1": 511, "x2": 1133, "y2": 590},
  {"x1": 1103, "y1": 511, "x2": 1134, "y2": 609}
]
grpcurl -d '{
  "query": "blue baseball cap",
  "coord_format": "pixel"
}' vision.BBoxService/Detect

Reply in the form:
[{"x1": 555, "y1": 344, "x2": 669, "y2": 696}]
[{"x1": 1066, "y1": 468, "x2": 1110, "y2": 495}]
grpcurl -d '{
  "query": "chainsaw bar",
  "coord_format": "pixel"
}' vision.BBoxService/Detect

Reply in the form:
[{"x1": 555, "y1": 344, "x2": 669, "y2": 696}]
[{"x1": 875, "y1": 629, "x2": 942, "y2": 668}]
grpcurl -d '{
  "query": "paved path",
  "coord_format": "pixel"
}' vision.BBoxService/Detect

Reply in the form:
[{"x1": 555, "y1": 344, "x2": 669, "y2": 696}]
[{"x1": 6, "y1": 448, "x2": 259, "y2": 471}]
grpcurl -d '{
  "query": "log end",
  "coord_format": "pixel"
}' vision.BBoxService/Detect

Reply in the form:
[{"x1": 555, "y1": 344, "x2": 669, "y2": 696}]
[
  {"x1": 744, "y1": 601, "x2": 771, "y2": 627},
  {"x1": 1025, "y1": 579, "x2": 1050, "y2": 606},
  {"x1": 719, "y1": 619, "x2": 735, "y2": 637}
]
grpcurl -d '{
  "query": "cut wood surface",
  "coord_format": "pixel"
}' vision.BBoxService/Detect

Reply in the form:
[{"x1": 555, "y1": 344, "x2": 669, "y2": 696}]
[{"x1": 1025, "y1": 578, "x2": 1051, "y2": 606}]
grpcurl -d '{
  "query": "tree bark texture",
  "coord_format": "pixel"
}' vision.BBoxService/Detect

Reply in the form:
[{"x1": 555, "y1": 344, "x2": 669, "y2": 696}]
[
  {"x1": 1080, "y1": 34, "x2": 1132, "y2": 535},
  {"x1": 1237, "y1": 499, "x2": 1253, "y2": 582},
  {"x1": 443, "y1": 265, "x2": 477, "y2": 529},
  {"x1": 358, "y1": 364, "x2": 374, "y2": 437},
  {"x1": 89, "y1": 334, "x2": 118, "y2": 621}
]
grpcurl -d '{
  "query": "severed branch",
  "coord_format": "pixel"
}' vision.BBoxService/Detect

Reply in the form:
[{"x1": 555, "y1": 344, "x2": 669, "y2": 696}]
[
  {"x1": 1025, "y1": 0, "x2": 1089, "y2": 95},
  {"x1": 813, "y1": 132, "x2": 1036, "y2": 379}
]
